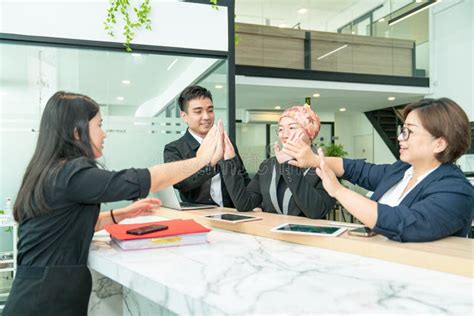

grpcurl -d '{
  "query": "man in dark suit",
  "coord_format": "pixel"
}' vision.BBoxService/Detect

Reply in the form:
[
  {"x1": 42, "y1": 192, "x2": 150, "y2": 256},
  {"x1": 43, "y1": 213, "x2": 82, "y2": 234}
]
[{"x1": 164, "y1": 85, "x2": 250, "y2": 207}]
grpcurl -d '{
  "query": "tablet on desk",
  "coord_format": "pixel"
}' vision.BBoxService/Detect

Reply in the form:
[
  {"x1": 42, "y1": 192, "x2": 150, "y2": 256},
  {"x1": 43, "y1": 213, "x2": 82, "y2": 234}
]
[
  {"x1": 204, "y1": 213, "x2": 262, "y2": 223},
  {"x1": 272, "y1": 223, "x2": 346, "y2": 237}
]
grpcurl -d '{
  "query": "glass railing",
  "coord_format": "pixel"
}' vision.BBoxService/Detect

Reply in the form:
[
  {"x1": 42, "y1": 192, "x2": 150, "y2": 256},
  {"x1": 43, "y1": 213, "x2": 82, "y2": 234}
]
[{"x1": 235, "y1": 0, "x2": 429, "y2": 78}]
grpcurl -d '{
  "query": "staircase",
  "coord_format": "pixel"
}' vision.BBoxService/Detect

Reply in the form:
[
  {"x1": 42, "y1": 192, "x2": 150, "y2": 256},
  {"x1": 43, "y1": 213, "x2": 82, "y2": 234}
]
[{"x1": 365, "y1": 107, "x2": 405, "y2": 159}]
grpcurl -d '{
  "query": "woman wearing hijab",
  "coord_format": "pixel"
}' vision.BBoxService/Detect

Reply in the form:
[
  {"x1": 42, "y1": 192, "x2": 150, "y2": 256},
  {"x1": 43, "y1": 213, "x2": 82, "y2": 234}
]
[{"x1": 219, "y1": 105, "x2": 336, "y2": 219}]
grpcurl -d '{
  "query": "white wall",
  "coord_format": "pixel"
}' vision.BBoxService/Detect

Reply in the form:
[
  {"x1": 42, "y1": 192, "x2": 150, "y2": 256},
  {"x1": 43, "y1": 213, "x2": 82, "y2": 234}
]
[
  {"x1": 335, "y1": 111, "x2": 396, "y2": 195},
  {"x1": 0, "y1": 0, "x2": 228, "y2": 52},
  {"x1": 428, "y1": 0, "x2": 473, "y2": 119},
  {"x1": 428, "y1": 0, "x2": 474, "y2": 172},
  {"x1": 335, "y1": 111, "x2": 396, "y2": 164}
]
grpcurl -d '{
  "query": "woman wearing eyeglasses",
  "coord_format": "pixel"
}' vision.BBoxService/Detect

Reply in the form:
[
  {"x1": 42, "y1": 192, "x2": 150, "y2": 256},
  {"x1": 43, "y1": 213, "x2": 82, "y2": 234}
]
[
  {"x1": 219, "y1": 105, "x2": 335, "y2": 219},
  {"x1": 283, "y1": 98, "x2": 473, "y2": 242}
]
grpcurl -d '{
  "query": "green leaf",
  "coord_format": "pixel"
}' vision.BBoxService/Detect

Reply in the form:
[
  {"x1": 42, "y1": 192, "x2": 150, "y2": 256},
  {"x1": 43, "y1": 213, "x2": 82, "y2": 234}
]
[
  {"x1": 104, "y1": 0, "x2": 218, "y2": 52},
  {"x1": 319, "y1": 143, "x2": 348, "y2": 157}
]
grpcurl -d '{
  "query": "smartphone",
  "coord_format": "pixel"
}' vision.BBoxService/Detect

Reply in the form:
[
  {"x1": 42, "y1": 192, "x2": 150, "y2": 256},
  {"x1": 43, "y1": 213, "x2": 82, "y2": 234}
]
[
  {"x1": 126, "y1": 224, "x2": 168, "y2": 235},
  {"x1": 348, "y1": 227, "x2": 376, "y2": 237}
]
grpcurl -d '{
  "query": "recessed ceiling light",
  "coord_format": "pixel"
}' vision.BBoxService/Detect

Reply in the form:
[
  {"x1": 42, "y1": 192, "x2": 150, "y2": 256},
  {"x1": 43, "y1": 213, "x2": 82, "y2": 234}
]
[
  {"x1": 313, "y1": 93, "x2": 320, "y2": 98},
  {"x1": 278, "y1": 24, "x2": 288, "y2": 28},
  {"x1": 339, "y1": 108, "x2": 346, "y2": 112},
  {"x1": 351, "y1": 31, "x2": 355, "y2": 34},
  {"x1": 121, "y1": 80, "x2": 131, "y2": 85},
  {"x1": 116, "y1": 96, "x2": 124, "y2": 101},
  {"x1": 275, "y1": 106, "x2": 281, "y2": 110},
  {"x1": 378, "y1": 18, "x2": 385, "y2": 22},
  {"x1": 388, "y1": 96, "x2": 396, "y2": 101},
  {"x1": 298, "y1": 8, "x2": 308, "y2": 14},
  {"x1": 215, "y1": 84, "x2": 224, "y2": 89},
  {"x1": 131, "y1": 53, "x2": 141, "y2": 57},
  {"x1": 416, "y1": 0, "x2": 423, "y2": 2}
]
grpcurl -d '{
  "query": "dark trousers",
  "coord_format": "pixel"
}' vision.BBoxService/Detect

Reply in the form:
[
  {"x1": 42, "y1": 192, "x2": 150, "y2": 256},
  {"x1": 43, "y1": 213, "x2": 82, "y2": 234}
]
[{"x1": 3, "y1": 265, "x2": 92, "y2": 316}]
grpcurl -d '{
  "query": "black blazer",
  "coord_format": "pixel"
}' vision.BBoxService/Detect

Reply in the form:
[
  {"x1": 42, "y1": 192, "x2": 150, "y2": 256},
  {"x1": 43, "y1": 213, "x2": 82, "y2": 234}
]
[
  {"x1": 219, "y1": 156, "x2": 336, "y2": 219},
  {"x1": 163, "y1": 129, "x2": 251, "y2": 207}
]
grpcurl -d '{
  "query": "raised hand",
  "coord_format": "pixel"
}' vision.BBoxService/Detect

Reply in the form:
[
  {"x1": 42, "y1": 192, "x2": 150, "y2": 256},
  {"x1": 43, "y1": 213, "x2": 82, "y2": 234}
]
[
  {"x1": 210, "y1": 120, "x2": 225, "y2": 166},
  {"x1": 197, "y1": 124, "x2": 219, "y2": 165},
  {"x1": 274, "y1": 142, "x2": 292, "y2": 164},
  {"x1": 223, "y1": 131, "x2": 236, "y2": 160},
  {"x1": 315, "y1": 148, "x2": 342, "y2": 197},
  {"x1": 283, "y1": 138, "x2": 319, "y2": 168}
]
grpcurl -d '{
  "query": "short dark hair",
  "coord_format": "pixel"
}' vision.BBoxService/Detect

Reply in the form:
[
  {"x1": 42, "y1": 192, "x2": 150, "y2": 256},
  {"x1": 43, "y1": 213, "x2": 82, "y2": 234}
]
[
  {"x1": 403, "y1": 98, "x2": 471, "y2": 164},
  {"x1": 178, "y1": 85, "x2": 213, "y2": 112}
]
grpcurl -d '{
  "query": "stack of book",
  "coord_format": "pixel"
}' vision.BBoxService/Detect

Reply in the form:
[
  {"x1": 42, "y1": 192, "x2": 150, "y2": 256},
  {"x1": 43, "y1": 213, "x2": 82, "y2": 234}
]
[{"x1": 105, "y1": 219, "x2": 211, "y2": 251}]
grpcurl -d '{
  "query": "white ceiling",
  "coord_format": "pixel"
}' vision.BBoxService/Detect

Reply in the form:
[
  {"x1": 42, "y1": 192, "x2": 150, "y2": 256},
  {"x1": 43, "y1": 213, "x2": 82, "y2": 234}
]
[
  {"x1": 236, "y1": 0, "x2": 385, "y2": 31},
  {"x1": 235, "y1": 0, "x2": 419, "y2": 32},
  {"x1": 235, "y1": 76, "x2": 428, "y2": 114}
]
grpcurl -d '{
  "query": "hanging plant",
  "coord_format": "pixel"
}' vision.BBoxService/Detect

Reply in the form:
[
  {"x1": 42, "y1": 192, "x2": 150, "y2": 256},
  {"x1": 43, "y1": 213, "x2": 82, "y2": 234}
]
[
  {"x1": 104, "y1": 0, "x2": 152, "y2": 52},
  {"x1": 210, "y1": 0, "x2": 219, "y2": 10},
  {"x1": 104, "y1": 0, "x2": 224, "y2": 52}
]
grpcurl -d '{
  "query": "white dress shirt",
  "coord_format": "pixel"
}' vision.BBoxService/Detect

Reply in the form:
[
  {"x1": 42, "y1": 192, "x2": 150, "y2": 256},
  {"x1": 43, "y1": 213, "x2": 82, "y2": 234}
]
[
  {"x1": 378, "y1": 166, "x2": 439, "y2": 207},
  {"x1": 188, "y1": 129, "x2": 224, "y2": 207}
]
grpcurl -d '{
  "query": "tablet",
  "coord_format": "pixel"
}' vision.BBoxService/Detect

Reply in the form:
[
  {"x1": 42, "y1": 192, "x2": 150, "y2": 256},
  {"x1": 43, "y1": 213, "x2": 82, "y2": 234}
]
[
  {"x1": 272, "y1": 223, "x2": 346, "y2": 237},
  {"x1": 204, "y1": 213, "x2": 262, "y2": 223}
]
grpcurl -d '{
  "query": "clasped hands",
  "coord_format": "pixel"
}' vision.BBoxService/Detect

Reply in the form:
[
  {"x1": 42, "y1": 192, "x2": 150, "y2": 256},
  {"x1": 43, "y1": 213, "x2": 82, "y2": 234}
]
[
  {"x1": 278, "y1": 136, "x2": 344, "y2": 198},
  {"x1": 196, "y1": 120, "x2": 236, "y2": 167}
]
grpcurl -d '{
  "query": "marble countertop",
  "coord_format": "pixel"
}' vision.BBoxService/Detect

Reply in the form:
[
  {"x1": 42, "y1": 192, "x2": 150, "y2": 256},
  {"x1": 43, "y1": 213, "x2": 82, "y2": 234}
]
[{"x1": 89, "y1": 216, "x2": 473, "y2": 315}]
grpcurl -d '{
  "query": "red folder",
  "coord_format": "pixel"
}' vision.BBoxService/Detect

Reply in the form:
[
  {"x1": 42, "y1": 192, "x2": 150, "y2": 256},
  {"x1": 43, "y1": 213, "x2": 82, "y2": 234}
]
[{"x1": 105, "y1": 219, "x2": 211, "y2": 241}]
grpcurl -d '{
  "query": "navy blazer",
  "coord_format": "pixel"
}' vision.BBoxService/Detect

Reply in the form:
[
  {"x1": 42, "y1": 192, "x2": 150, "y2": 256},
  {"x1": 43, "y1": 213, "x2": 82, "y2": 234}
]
[{"x1": 342, "y1": 159, "x2": 473, "y2": 242}]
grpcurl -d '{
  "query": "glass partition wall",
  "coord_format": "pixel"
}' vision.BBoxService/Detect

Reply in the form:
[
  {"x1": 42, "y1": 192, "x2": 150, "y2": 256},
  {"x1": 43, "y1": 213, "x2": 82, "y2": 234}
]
[
  {"x1": 0, "y1": 41, "x2": 229, "y2": 250},
  {"x1": 236, "y1": 121, "x2": 334, "y2": 176},
  {"x1": 235, "y1": 0, "x2": 430, "y2": 78}
]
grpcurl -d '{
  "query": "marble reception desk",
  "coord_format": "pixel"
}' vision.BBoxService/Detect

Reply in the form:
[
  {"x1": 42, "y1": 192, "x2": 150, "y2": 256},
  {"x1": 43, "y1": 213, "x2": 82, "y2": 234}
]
[{"x1": 88, "y1": 209, "x2": 473, "y2": 315}]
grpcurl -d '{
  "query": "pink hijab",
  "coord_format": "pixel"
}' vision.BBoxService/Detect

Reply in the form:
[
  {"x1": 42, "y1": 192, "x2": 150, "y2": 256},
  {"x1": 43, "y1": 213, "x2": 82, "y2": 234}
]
[{"x1": 278, "y1": 105, "x2": 321, "y2": 140}]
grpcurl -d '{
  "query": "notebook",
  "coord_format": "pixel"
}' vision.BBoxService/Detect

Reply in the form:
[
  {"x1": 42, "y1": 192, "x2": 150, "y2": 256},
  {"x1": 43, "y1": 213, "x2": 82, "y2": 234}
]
[{"x1": 105, "y1": 219, "x2": 211, "y2": 250}]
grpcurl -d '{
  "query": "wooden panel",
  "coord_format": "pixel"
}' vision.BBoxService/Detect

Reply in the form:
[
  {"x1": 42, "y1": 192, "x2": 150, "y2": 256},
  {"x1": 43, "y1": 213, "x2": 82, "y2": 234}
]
[
  {"x1": 311, "y1": 40, "x2": 354, "y2": 73},
  {"x1": 262, "y1": 36, "x2": 304, "y2": 69},
  {"x1": 236, "y1": 28, "x2": 305, "y2": 69},
  {"x1": 392, "y1": 47, "x2": 413, "y2": 76},
  {"x1": 235, "y1": 23, "x2": 415, "y2": 76},
  {"x1": 310, "y1": 30, "x2": 414, "y2": 49},
  {"x1": 235, "y1": 33, "x2": 264, "y2": 67},
  {"x1": 311, "y1": 40, "x2": 413, "y2": 76},
  {"x1": 237, "y1": 22, "x2": 305, "y2": 39},
  {"x1": 154, "y1": 207, "x2": 474, "y2": 278}
]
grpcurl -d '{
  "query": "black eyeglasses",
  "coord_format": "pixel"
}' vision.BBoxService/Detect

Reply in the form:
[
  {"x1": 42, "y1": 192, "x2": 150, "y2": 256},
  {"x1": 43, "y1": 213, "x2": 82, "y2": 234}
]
[
  {"x1": 397, "y1": 126, "x2": 412, "y2": 141},
  {"x1": 398, "y1": 125, "x2": 435, "y2": 141}
]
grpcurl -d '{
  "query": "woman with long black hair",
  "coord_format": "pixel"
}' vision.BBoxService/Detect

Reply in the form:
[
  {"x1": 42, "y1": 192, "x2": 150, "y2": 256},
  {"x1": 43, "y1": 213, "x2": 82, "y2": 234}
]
[{"x1": 3, "y1": 91, "x2": 219, "y2": 315}]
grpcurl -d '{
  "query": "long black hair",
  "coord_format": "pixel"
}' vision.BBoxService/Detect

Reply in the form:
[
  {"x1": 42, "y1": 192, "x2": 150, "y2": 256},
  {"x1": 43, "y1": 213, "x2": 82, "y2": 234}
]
[{"x1": 14, "y1": 91, "x2": 100, "y2": 222}]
